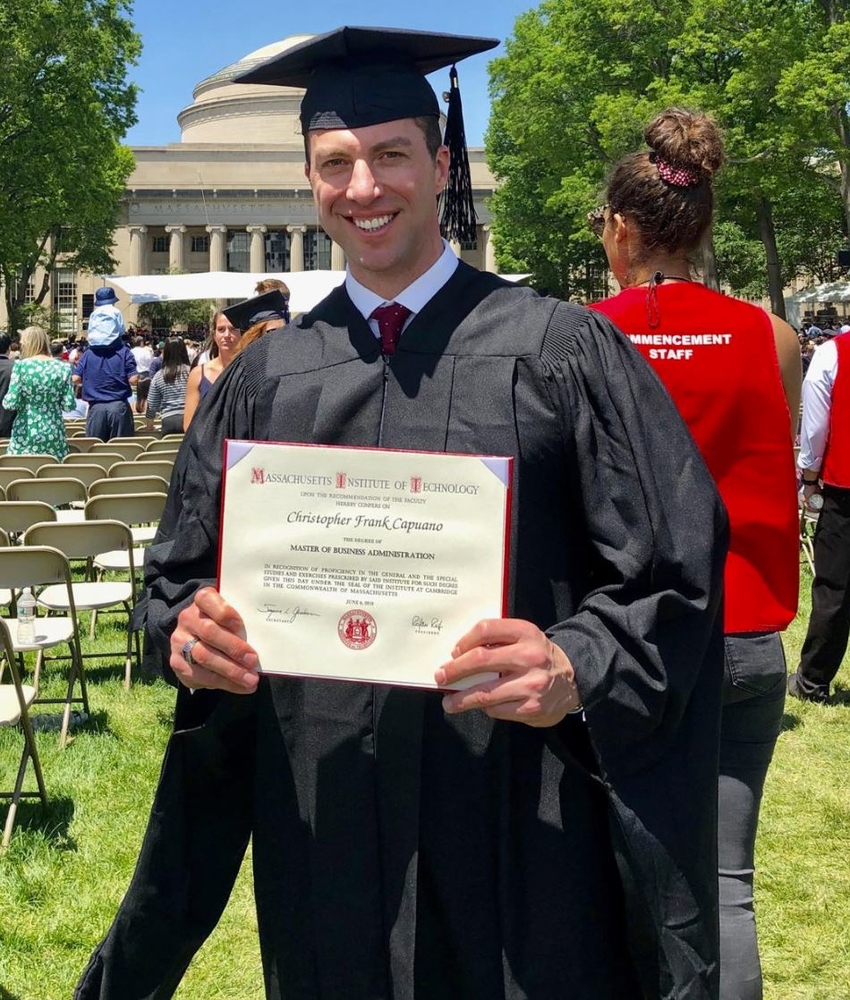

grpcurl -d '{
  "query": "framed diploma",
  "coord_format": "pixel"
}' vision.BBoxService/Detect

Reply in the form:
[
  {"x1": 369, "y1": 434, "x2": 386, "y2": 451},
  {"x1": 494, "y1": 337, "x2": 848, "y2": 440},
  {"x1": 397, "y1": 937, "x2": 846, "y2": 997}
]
[{"x1": 218, "y1": 441, "x2": 512, "y2": 689}]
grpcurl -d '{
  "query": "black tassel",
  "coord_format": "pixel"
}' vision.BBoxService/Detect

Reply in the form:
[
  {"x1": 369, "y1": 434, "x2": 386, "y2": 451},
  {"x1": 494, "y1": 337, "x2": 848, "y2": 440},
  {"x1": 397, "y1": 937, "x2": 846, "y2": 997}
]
[{"x1": 440, "y1": 65, "x2": 478, "y2": 245}]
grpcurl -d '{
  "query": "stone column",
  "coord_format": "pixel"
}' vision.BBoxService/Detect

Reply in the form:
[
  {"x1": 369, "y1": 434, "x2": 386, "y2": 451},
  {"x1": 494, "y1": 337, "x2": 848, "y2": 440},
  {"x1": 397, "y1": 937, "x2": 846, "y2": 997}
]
[
  {"x1": 247, "y1": 224, "x2": 268, "y2": 273},
  {"x1": 330, "y1": 240, "x2": 346, "y2": 271},
  {"x1": 287, "y1": 225, "x2": 307, "y2": 272},
  {"x1": 449, "y1": 238, "x2": 462, "y2": 259},
  {"x1": 165, "y1": 224, "x2": 187, "y2": 272},
  {"x1": 206, "y1": 224, "x2": 228, "y2": 272},
  {"x1": 128, "y1": 225, "x2": 148, "y2": 275},
  {"x1": 482, "y1": 225, "x2": 496, "y2": 274}
]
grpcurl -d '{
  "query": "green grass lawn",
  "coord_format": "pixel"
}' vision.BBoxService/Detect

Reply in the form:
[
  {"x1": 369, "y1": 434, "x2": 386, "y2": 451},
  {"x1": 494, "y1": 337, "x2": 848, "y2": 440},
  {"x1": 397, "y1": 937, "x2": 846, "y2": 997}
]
[{"x1": 1, "y1": 576, "x2": 848, "y2": 1000}]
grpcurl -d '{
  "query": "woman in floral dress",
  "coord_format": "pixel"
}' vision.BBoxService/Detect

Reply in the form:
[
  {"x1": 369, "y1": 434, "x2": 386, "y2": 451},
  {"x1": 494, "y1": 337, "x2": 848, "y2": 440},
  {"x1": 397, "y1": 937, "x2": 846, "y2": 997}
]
[{"x1": 2, "y1": 326, "x2": 76, "y2": 460}]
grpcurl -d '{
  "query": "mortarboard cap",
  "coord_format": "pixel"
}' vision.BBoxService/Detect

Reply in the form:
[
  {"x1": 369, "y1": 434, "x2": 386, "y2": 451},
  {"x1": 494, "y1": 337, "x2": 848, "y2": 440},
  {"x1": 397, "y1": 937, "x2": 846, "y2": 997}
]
[
  {"x1": 223, "y1": 290, "x2": 290, "y2": 331},
  {"x1": 233, "y1": 26, "x2": 499, "y2": 244}
]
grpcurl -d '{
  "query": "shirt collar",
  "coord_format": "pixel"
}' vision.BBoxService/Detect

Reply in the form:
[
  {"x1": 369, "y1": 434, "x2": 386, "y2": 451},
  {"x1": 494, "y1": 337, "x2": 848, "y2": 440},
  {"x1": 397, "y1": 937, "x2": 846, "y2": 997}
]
[{"x1": 345, "y1": 240, "x2": 459, "y2": 323}]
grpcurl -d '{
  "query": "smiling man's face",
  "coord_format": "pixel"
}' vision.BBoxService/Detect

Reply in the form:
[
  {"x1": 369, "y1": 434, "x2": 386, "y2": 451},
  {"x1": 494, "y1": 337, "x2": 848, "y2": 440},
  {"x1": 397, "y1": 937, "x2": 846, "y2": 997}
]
[{"x1": 306, "y1": 117, "x2": 449, "y2": 300}]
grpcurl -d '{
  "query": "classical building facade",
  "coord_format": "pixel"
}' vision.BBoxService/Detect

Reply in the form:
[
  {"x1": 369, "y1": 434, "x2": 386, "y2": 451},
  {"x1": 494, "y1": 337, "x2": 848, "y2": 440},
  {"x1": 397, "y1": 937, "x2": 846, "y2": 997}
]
[{"x1": 2, "y1": 35, "x2": 498, "y2": 334}]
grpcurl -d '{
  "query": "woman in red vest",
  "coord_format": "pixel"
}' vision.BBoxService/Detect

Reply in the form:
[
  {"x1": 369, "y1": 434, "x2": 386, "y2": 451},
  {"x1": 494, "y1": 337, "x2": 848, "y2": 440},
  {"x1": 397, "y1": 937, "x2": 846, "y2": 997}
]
[{"x1": 591, "y1": 108, "x2": 801, "y2": 1000}]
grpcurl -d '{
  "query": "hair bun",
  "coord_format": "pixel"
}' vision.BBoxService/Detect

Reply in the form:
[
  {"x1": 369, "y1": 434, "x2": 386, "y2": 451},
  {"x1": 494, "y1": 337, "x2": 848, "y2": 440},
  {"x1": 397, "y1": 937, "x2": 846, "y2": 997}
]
[{"x1": 644, "y1": 108, "x2": 725, "y2": 178}]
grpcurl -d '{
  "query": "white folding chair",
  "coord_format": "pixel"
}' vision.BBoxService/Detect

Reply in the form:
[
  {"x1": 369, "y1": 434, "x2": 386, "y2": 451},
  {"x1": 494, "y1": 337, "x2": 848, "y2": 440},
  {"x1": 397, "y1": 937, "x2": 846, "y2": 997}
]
[
  {"x1": 110, "y1": 460, "x2": 174, "y2": 484},
  {"x1": 88, "y1": 475, "x2": 168, "y2": 502},
  {"x1": 800, "y1": 504, "x2": 818, "y2": 574},
  {"x1": 62, "y1": 437, "x2": 101, "y2": 453},
  {"x1": 115, "y1": 436, "x2": 157, "y2": 447},
  {"x1": 145, "y1": 438, "x2": 183, "y2": 453},
  {"x1": 0, "y1": 527, "x2": 11, "y2": 610},
  {"x1": 39, "y1": 463, "x2": 105, "y2": 492},
  {"x1": 6, "y1": 477, "x2": 87, "y2": 522},
  {"x1": 0, "y1": 454, "x2": 58, "y2": 474},
  {"x1": 85, "y1": 491, "x2": 167, "y2": 560},
  {"x1": 0, "y1": 617, "x2": 47, "y2": 850},
  {"x1": 63, "y1": 452, "x2": 123, "y2": 474},
  {"x1": 0, "y1": 501, "x2": 57, "y2": 542},
  {"x1": 24, "y1": 520, "x2": 138, "y2": 689},
  {"x1": 90, "y1": 441, "x2": 146, "y2": 461},
  {"x1": 0, "y1": 468, "x2": 36, "y2": 492},
  {"x1": 0, "y1": 545, "x2": 88, "y2": 747}
]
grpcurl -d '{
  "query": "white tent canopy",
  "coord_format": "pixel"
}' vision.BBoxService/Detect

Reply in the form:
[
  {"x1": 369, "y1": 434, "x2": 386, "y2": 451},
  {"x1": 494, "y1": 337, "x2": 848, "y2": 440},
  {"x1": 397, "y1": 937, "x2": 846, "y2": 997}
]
[
  {"x1": 102, "y1": 271, "x2": 346, "y2": 315},
  {"x1": 788, "y1": 280, "x2": 850, "y2": 304},
  {"x1": 785, "y1": 280, "x2": 850, "y2": 330},
  {"x1": 101, "y1": 269, "x2": 533, "y2": 320}
]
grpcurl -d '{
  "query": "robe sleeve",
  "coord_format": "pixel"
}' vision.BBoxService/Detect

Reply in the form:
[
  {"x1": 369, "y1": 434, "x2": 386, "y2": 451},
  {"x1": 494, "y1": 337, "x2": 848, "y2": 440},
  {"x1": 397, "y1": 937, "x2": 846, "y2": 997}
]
[
  {"x1": 145, "y1": 357, "x2": 254, "y2": 677},
  {"x1": 541, "y1": 304, "x2": 728, "y2": 778}
]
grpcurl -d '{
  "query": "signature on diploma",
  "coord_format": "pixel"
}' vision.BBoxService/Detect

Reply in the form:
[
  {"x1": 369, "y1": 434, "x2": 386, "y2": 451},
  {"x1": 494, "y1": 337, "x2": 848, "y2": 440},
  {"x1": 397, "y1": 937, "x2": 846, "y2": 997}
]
[
  {"x1": 411, "y1": 615, "x2": 443, "y2": 633},
  {"x1": 259, "y1": 604, "x2": 320, "y2": 624}
]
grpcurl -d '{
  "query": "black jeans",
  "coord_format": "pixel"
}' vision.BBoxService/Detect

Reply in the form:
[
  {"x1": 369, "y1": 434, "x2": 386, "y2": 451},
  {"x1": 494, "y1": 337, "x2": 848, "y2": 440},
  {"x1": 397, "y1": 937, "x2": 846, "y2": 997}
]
[
  {"x1": 87, "y1": 399, "x2": 134, "y2": 442},
  {"x1": 160, "y1": 412, "x2": 184, "y2": 436},
  {"x1": 797, "y1": 483, "x2": 850, "y2": 695},
  {"x1": 720, "y1": 632, "x2": 787, "y2": 1000}
]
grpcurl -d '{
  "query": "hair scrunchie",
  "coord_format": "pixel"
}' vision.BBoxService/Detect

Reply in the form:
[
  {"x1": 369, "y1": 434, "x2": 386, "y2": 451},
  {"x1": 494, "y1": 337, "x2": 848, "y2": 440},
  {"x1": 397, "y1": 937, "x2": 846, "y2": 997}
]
[{"x1": 652, "y1": 152, "x2": 701, "y2": 188}]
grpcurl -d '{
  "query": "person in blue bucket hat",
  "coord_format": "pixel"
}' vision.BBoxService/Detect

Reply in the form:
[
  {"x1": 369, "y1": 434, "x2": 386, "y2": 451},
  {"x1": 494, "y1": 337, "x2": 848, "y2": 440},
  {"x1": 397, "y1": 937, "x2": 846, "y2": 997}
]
[
  {"x1": 73, "y1": 286, "x2": 138, "y2": 439},
  {"x1": 87, "y1": 286, "x2": 125, "y2": 347}
]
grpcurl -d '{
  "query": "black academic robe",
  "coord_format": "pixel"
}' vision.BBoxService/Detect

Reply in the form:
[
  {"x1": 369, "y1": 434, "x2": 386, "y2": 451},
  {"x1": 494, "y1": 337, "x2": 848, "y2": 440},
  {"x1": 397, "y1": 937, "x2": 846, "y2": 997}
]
[
  {"x1": 0, "y1": 355, "x2": 15, "y2": 436},
  {"x1": 77, "y1": 264, "x2": 727, "y2": 1000}
]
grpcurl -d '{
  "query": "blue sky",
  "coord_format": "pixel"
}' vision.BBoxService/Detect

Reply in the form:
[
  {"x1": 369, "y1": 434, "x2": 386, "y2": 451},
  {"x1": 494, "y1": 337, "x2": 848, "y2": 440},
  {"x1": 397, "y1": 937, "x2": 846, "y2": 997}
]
[{"x1": 125, "y1": 1, "x2": 536, "y2": 148}]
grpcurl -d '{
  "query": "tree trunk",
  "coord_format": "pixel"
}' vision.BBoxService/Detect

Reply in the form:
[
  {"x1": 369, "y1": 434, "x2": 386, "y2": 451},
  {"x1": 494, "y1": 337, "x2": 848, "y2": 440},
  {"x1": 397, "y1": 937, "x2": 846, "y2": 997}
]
[
  {"x1": 756, "y1": 197, "x2": 786, "y2": 319},
  {"x1": 701, "y1": 235, "x2": 720, "y2": 292},
  {"x1": 834, "y1": 105, "x2": 850, "y2": 237},
  {"x1": 2, "y1": 271, "x2": 24, "y2": 337}
]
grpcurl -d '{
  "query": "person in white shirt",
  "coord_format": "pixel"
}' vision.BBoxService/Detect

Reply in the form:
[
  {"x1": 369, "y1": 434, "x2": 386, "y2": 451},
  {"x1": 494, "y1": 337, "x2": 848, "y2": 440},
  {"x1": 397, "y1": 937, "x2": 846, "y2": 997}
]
[
  {"x1": 131, "y1": 336, "x2": 154, "y2": 374},
  {"x1": 789, "y1": 327, "x2": 850, "y2": 702}
]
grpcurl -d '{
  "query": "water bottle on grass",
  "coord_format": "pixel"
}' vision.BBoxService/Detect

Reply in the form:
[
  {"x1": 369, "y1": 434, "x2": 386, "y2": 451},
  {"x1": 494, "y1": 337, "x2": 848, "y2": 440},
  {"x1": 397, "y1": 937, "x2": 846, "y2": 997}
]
[{"x1": 17, "y1": 587, "x2": 36, "y2": 645}]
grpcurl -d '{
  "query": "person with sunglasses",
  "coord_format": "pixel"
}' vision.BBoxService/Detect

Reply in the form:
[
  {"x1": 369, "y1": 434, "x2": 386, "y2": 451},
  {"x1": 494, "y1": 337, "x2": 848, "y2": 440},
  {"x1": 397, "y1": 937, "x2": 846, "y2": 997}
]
[{"x1": 591, "y1": 107, "x2": 801, "y2": 1000}]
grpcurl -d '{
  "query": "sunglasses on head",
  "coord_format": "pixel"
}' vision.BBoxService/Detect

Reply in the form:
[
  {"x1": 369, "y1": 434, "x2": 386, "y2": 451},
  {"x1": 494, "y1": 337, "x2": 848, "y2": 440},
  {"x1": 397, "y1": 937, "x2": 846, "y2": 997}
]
[{"x1": 587, "y1": 204, "x2": 610, "y2": 238}]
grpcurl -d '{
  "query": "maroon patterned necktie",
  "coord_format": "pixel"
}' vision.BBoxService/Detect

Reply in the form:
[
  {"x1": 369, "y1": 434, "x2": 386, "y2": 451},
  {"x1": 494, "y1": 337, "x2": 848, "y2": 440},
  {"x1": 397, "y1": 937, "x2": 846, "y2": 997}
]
[{"x1": 370, "y1": 302, "x2": 412, "y2": 356}]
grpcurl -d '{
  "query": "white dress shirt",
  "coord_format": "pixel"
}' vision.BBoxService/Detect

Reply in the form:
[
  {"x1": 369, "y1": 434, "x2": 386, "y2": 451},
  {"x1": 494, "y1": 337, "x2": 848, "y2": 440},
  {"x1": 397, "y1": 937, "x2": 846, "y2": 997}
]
[
  {"x1": 131, "y1": 345, "x2": 154, "y2": 373},
  {"x1": 345, "y1": 240, "x2": 459, "y2": 337},
  {"x1": 799, "y1": 338, "x2": 839, "y2": 471}
]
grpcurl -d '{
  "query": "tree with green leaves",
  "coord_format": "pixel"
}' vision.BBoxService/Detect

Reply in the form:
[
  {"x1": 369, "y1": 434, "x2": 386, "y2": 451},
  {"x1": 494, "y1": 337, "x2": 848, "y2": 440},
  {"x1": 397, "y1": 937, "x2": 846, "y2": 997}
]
[
  {"x1": 486, "y1": 0, "x2": 691, "y2": 300},
  {"x1": 136, "y1": 299, "x2": 215, "y2": 336},
  {"x1": 487, "y1": 0, "x2": 847, "y2": 313},
  {"x1": 0, "y1": 0, "x2": 141, "y2": 333},
  {"x1": 775, "y1": 0, "x2": 850, "y2": 236}
]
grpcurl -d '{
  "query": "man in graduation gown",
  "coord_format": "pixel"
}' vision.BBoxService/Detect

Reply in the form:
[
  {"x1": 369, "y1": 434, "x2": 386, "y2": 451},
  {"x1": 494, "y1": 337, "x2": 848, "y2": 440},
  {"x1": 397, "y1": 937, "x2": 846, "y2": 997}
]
[{"x1": 77, "y1": 27, "x2": 728, "y2": 1000}]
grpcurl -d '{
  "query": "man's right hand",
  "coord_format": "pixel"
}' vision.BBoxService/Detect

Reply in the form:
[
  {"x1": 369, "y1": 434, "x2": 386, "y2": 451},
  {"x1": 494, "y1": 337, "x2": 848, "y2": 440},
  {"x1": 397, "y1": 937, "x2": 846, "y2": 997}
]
[{"x1": 170, "y1": 586, "x2": 260, "y2": 694}]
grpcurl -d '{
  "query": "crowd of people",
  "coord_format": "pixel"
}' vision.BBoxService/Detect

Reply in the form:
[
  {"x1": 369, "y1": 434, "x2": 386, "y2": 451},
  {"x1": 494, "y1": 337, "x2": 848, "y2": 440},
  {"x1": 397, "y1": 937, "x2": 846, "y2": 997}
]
[
  {"x1": 798, "y1": 321, "x2": 850, "y2": 373},
  {"x1": 0, "y1": 278, "x2": 290, "y2": 449}
]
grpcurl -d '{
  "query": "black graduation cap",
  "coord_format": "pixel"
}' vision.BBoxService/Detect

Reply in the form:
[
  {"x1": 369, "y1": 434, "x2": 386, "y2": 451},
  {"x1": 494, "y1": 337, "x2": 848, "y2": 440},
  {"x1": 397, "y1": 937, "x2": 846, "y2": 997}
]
[
  {"x1": 223, "y1": 290, "x2": 289, "y2": 331},
  {"x1": 233, "y1": 26, "x2": 499, "y2": 244}
]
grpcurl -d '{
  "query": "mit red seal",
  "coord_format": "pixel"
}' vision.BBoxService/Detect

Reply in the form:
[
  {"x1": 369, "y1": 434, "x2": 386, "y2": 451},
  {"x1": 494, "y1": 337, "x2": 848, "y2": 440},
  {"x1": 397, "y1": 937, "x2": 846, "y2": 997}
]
[{"x1": 338, "y1": 609, "x2": 377, "y2": 650}]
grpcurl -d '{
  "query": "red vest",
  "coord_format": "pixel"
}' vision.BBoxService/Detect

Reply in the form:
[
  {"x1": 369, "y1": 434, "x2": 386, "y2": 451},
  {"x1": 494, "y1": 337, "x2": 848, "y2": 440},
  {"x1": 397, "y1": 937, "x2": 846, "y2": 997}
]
[
  {"x1": 822, "y1": 333, "x2": 850, "y2": 488},
  {"x1": 593, "y1": 283, "x2": 798, "y2": 633}
]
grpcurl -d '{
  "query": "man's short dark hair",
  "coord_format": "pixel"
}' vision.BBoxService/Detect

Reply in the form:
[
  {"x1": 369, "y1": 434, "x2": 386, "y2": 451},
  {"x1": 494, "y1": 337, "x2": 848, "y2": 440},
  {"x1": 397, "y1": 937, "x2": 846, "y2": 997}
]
[
  {"x1": 414, "y1": 116, "x2": 442, "y2": 160},
  {"x1": 0, "y1": 334, "x2": 10, "y2": 354},
  {"x1": 303, "y1": 115, "x2": 444, "y2": 165}
]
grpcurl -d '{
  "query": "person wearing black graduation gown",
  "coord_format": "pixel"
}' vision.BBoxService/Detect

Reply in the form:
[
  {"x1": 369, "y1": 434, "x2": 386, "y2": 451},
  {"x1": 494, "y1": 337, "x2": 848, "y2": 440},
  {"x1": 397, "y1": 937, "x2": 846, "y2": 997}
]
[
  {"x1": 0, "y1": 333, "x2": 16, "y2": 436},
  {"x1": 76, "y1": 27, "x2": 727, "y2": 1000}
]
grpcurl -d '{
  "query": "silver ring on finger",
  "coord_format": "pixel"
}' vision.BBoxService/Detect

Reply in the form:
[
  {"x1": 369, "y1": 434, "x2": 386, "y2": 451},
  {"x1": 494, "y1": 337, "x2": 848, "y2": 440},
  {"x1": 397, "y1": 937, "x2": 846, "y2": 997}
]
[{"x1": 181, "y1": 637, "x2": 201, "y2": 667}]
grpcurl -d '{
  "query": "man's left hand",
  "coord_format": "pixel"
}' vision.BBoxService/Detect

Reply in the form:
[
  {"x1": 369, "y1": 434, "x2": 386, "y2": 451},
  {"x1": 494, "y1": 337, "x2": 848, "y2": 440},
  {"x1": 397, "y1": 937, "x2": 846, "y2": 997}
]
[{"x1": 436, "y1": 618, "x2": 581, "y2": 727}]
